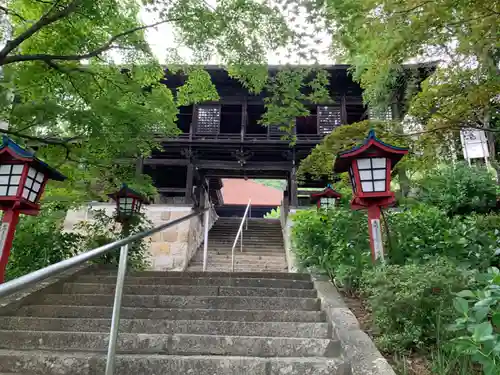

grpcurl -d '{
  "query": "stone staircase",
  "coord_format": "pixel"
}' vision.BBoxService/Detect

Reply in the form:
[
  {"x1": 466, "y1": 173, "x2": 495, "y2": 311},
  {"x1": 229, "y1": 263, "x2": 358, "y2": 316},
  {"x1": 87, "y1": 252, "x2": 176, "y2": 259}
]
[
  {"x1": 187, "y1": 217, "x2": 288, "y2": 272},
  {"x1": 0, "y1": 268, "x2": 351, "y2": 374}
]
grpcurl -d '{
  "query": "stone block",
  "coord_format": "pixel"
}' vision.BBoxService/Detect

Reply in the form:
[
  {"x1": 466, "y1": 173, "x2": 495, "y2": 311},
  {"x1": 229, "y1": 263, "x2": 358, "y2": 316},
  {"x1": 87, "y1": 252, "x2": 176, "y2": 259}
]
[
  {"x1": 151, "y1": 232, "x2": 162, "y2": 242},
  {"x1": 162, "y1": 228, "x2": 178, "y2": 242},
  {"x1": 151, "y1": 243, "x2": 170, "y2": 256},
  {"x1": 177, "y1": 229, "x2": 189, "y2": 242},
  {"x1": 152, "y1": 255, "x2": 174, "y2": 270}
]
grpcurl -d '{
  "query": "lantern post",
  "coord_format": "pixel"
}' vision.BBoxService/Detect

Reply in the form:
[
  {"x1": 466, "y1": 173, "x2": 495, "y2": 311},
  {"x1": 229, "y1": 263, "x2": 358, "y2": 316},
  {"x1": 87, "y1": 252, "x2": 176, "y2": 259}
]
[
  {"x1": 310, "y1": 184, "x2": 342, "y2": 211},
  {"x1": 108, "y1": 184, "x2": 148, "y2": 236},
  {"x1": 333, "y1": 130, "x2": 408, "y2": 262},
  {"x1": 0, "y1": 136, "x2": 66, "y2": 283}
]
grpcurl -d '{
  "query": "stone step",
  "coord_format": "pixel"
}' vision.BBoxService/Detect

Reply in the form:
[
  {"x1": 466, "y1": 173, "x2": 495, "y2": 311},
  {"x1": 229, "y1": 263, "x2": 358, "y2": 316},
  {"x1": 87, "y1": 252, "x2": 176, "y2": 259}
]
[
  {"x1": 0, "y1": 350, "x2": 350, "y2": 375},
  {"x1": 188, "y1": 259, "x2": 288, "y2": 266},
  {"x1": 16, "y1": 306, "x2": 325, "y2": 322},
  {"x1": 0, "y1": 317, "x2": 329, "y2": 338},
  {"x1": 0, "y1": 331, "x2": 340, "y2": 358},
  {"x1": 86, "y1": 270, "x2": 310, "y2": 280},
  {"x1": 187, "y1": 266, "x2": 289, "y2": 273},
  {"x1": 74, "y1": 276, "x2": 313, "y2": 289},
  {"x1": 62, "y1": 283, "x2": 317, "y2": 298},
  {"x1": 191, "y1": 254, "x2": 286, "y2": 260},
  {"x1": 38, "y1": 294, "x2": 321, "y2": 311}
]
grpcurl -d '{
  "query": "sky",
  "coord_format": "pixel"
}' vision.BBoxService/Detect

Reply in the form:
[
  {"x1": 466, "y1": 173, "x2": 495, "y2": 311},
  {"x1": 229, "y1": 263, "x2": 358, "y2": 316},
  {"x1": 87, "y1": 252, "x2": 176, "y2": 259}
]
[{"x1": 139, "y1": 5, "x2": 333, "y2": 65}]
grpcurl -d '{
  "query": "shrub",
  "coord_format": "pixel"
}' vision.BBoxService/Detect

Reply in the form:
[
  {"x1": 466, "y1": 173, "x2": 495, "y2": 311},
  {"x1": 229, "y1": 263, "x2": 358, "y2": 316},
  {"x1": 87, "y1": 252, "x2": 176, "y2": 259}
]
[
  {"x1": 447, "y1": 267, "x2": 500, "y2": 375},
  {"x1": 264, "y1": 207, "x2": 280, "y2": 219},
  {"x1": 361, "y1": 257, "x2": 474, "y2": 353},
  {"x1": 75, "y1": 209, "x2": 152, "y2": 270},
  {"x1": 386, "y1": 205, "x2": 497, "y2": 269},
  {"x1": 5, "y1": 204, "x2": 82, "y2": 280},
  {"x1": 417, "y1": 163, "x2": 497, "y2": 216},
  {"x1": 291, "y1": 208, "x2": 371, "y2": 292}
]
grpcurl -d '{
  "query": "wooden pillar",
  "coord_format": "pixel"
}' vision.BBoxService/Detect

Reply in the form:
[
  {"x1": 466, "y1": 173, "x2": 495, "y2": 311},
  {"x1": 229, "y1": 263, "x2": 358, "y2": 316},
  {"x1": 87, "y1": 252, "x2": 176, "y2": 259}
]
[
  {"x1": 135, "y1": 157, "x2": 143, "y2": 177},
  {"x1": 340, "y1": 93, "x2": 348, "y2": 124},
  {"x1": 185, "y1": 163, "x2": 194, "y2": 204},
  {"x1": 241, "y1": 99, "x2": 247, "y2": 142}
]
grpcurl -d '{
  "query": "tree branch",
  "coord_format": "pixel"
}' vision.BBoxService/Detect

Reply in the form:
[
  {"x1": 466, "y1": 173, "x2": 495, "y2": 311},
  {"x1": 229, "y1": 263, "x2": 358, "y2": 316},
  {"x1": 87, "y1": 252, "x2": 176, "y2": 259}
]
[
  {"x1": 0, "y1": 0, "x2": 81, "y2": 61},
  {"x1": 1, "y1": 18, "x2": 180, "y2": 66},
  {"x1": 0, "y1": 5, "x2": 27, "y2": 21}
]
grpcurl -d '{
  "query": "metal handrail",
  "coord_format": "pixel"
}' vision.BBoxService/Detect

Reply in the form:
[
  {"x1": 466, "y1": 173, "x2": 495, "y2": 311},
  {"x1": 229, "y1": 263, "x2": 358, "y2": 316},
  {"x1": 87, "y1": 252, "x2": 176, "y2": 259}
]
[
  {"x1": 231, "y1": 199, "x2": 251, "y2": 272},
  {"x1": 0, "y1": 207, "x2": 209, "y2": 375}
]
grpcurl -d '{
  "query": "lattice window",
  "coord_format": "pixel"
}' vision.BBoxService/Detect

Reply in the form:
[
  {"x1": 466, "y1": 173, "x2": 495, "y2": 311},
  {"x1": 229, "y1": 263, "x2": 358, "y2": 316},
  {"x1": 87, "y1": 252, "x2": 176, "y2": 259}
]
[
  {"x1": 318, "y1": 106, "x2": 341, "y2": 135},
  {"x1": 269, "y1": 123, "x2": 288, "y2": 135},
  {"x1": 196, "y1": 105, "x2": 221, "y2": 134},
  {"x1": 369, "y1": 107, "x2": 393, "y2": 121}
]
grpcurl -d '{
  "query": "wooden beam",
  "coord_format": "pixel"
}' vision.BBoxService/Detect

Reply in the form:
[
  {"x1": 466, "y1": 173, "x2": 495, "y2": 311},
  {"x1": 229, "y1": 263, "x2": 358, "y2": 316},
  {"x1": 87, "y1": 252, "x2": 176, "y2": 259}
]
[
  {"x1": 185, "y1": 164, "x2": 194, "y2": 204},
  {"x1": 340, "y1": 93, "x2": 348, "y2": 124},
  {"x1": 143, "y1": 159, "x2": 189, "y2": 166},
  {"x1": 157, "y1": 187, "x2": 186, "y2": 193},
  {"x1": 196, "y1": 160, "x2": 292, "y2": 170}
]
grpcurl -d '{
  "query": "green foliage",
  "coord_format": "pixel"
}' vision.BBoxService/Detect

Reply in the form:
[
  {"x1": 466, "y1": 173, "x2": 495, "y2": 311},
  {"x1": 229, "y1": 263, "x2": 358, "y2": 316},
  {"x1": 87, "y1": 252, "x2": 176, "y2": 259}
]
[
  {"x1": 5, "y1": 204, "x2": 81, "y2": 281},
  {"x1": 386, "y1": 205, "x2": 498, "y2": 269},
  {"x1": 448, "y1": 267, "x2": 500, "y2": 375},
  {"x1": 254, "y1": 179, "x2": 287, "y2": 191},
  {"x1": 264, "y1": 207, "x2": 280, "y2": 219},
  {"x1": 291, "y1": 208, "x2": 371, "y2": 292},
  {"x1": 75, "y1": 209, "x2": 152, "y2": 270},
  {"x1": 175, "y1": 68, "x2": 220, "y2": 106},
  {"x1": 417, "y1": 163, "x2": 498, "y2": 216},
  {"x1": 261, "y1": 68, "x2": 331, "y2": 142},
  {"x1": 361, "y1": 257, "x2": 473, "y2": 353},
  {"x1": 1, "y1": 0, "x2": 306, "y2": 201},
  {"x1": 322, "y1": 0, "x2": 500, "y2": 146},
  {"x1": 297, "y1": 120, "x2": 412, "y2": 181}
]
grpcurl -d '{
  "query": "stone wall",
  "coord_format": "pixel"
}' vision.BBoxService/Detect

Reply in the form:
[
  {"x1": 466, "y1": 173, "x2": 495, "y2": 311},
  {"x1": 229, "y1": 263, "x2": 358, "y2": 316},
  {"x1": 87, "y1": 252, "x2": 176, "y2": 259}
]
[{"x1": 63, "y1": 202, "x2": 218, "y2": 271}]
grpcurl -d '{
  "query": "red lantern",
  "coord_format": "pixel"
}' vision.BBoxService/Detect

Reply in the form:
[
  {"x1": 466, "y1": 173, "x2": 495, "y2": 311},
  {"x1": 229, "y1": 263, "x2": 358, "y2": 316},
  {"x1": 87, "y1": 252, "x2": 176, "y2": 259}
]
[
  {"x1": 0, "y1": 136, "x2": 66, "y2": 282},
  {"x1": 310, "y1": 184, "x2": 342, "y2": 210},
  {"x1": 108, "y1": 184, "x2": 148, "y2": 222},
  {"x1": 334, "y1": 130, "x2": 408, "y2": 262}
]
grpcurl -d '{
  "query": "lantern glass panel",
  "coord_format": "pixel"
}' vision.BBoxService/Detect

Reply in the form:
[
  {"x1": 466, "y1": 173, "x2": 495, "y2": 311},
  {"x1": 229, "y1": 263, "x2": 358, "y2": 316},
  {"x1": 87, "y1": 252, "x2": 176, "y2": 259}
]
[
  {"x1": 0, "y1": 164, "x2": 24, "y2": 197},
  {"x1": 23, "y1": 167, "x2": 45, "y2": 203},
  {"x1": 356, "y1": 158, "x2": 387, "y2": 193},
  {"x1": 348, "y1": 166, "x2": 357, "y2": 192},
  {"x1": 320, "y1": 197, "x2": 336, "y2": 209}
]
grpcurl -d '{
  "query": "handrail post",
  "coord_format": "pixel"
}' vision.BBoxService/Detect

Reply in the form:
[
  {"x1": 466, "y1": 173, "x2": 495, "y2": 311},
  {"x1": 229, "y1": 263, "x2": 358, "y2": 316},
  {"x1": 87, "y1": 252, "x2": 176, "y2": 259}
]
[
  {"x1": 202, "y1": 208, "x2": 210, "y2": 272},
  {"x1": 105, "y1": 243, "x2": 129, "y2": 375}
]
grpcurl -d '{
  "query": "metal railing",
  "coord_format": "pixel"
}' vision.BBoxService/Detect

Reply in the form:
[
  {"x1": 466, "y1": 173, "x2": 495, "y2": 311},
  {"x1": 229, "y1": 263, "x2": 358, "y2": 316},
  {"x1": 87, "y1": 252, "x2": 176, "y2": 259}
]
[
  {"x1": 230, "y1": 199, "x2": 251, "y2": 272},
  {"x1": 0, "y1": 207, "x2": 210, "y2": 375}
]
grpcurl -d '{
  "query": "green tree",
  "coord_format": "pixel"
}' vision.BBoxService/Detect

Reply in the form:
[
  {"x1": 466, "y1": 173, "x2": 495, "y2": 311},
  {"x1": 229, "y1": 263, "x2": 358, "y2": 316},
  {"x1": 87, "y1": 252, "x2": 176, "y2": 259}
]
[
  {"x1": 0, "y1": 0, "x2": 310, "y2": 200},
  {"x1": 320, "y1": 0, "x2": 499, "y2": 162}
]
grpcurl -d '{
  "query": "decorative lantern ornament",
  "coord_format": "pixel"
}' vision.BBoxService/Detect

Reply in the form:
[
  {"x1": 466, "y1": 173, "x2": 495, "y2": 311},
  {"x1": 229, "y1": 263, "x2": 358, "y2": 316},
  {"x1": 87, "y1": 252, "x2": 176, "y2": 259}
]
[
  {"x1": 0, "y1": 136, "x2": 66, "y2": 282},
  {"x1": 310, "y1": 184, "x2": 342, "y2": 210},
  {"x1": 108, "y1": 184, "x2": 148, "y2": 222},
  {"x1": 334, "y1": 130, "x2": 408, "y2": 262}
]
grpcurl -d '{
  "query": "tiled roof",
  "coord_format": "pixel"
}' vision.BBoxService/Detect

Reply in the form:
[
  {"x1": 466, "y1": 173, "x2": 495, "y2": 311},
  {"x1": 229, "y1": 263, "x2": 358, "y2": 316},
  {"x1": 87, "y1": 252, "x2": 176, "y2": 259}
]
[{"x1": 221, "y1": 179, "x2": 283, "y2": 206}]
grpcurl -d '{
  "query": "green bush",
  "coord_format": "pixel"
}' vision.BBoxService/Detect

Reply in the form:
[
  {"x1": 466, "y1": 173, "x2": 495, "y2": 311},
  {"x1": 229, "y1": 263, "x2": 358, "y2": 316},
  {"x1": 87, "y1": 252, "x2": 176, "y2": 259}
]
[
  {"x1": 361, "y1": 257, "x2": 474, "y2": 353},
  {"x1": 386, "y1": 205, "x2": 497, "y2": 269},
  {"x1": 75, "y1": 209, "x2": 152, "y2": 270},
  {"x1": 448, "y1": 267, "x2": 500, "y2": 375},
  {"x1": 264, "y1": 207, "x2": 280, "y2": 219},
  {"x1": 6, "y1": 204, "x2": 82, "y2": 281},
  {"x1": 291, "y1": 208, "x2": 371, "y2": 292},
  {"x1": 417, "y1": 163, "x2": 497, "y2": 216}
]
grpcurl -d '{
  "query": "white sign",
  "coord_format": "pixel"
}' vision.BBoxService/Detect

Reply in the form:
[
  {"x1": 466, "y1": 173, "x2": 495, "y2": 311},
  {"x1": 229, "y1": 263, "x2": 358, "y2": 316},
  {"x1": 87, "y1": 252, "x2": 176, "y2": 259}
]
[
  {"x1": 460, "y1": 129, "x2": 489, "y2": 160},
  {"x1": 370, "y1": 219, "x2": 384, "y2": 262},
  {"x1": 0, "y1": 222, "x2": 10, "y2": 260}
]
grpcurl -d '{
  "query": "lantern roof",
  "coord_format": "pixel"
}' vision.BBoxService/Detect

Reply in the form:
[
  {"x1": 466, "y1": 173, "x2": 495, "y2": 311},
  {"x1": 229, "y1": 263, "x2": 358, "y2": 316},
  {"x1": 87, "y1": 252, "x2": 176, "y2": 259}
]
[
  {"x1": 310, "y1": 184, "x2": 342, "y2": 204},
  {"x1": 108, "y1": 184, "x2": 149, "y2": 204},
  {"x1": 333, "y1": 129, "x2": 408, "y2": 173},
  {"x1": 0, "y1": 136, "x2": 66, "y2": 181}
]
